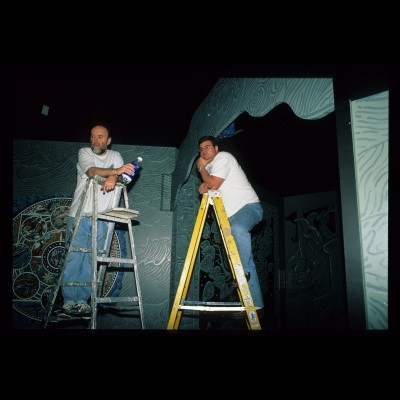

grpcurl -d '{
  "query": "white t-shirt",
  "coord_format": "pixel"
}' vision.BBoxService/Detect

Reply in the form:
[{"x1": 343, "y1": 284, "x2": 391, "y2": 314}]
[
  {"x1": 205, "y1": 151, "x2": 259, "y2": 217},
  {"x1": 69, "y1": 147, "x2": 124, "y2": 217}
]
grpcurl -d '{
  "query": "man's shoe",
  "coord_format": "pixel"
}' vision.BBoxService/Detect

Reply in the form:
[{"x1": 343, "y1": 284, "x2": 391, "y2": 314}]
[
  {"x1": 71, "y1": 303, "x2": 91, "y2": 319},
  {"x1": 58, "y1": 302, "x2": 75, "y2": 318}
]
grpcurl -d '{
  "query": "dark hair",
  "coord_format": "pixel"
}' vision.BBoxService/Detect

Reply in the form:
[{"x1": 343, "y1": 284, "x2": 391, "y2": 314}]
[{"x1": 198, "y1": 135, "x2": 218, "y2": 147}]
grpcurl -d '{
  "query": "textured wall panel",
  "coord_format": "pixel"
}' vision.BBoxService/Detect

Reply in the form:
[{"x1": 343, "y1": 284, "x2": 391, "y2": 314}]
[{"x1": 350, "y1": 91, "x2": 388, "y2": 329}]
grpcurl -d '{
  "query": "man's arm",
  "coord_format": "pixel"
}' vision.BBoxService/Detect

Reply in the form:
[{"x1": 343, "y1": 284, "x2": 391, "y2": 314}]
[
  {"x1": 198, "y1": 167, "x2": 224, "y2": 191},
  {"x1": 86, "y1": 162, "x2": 135, "y2": 177},
  {"x1": 87, "y1": 163, "x2": 135, "y2": 193},
  {"x1": 86, "y1": 166, "x2": 118, "y2": 178},
  {"x1": 197, "y1": 156, "x2": 225, "y2": 191}
]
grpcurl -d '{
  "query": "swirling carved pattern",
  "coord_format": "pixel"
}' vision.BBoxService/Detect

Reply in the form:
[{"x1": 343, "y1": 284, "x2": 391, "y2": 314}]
[
  {"x1": 12, "y1": 197, "x2": 123, "y2": 327},
  {"x1": 13, "y1": 141, "x2": 81, "y2": 199},
  {"x1": 285, "y1": 198, "x2": 348, "y2": 329},
  {"x1": 171, "y1": 77, "x2": 334, "y2": 209},
  {"x1": 351, "y1": 91, "x2": 388, "y2": 329},
  {"x1": 138, "y1": 237, "x2": 171, "y2": 302}
]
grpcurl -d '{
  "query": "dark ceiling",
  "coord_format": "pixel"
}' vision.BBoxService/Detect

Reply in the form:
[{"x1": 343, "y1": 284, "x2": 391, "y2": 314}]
[
  {"x1": 12, "y1": 64, "x2": 390, "y2": 197},
  {"x1": 12, "y1": 64, "x2": 221, "y2": 146},
  {"x1": 223, "y1": 104, "x2": 339, "y2": 196}
]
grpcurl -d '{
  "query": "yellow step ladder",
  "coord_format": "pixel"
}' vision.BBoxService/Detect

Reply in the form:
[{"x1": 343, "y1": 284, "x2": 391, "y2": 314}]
[
  {"x1": 43, "y1": 176, "x2": 144, "y2": 329},
  {"x1": 168, "y1": 190, "x2": 261, "y2": 330}
]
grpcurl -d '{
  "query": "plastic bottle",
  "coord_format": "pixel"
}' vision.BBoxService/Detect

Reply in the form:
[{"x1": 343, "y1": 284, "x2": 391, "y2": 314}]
[{"x1": 121, "y1": 157, "x2": 143, "y2": 185}]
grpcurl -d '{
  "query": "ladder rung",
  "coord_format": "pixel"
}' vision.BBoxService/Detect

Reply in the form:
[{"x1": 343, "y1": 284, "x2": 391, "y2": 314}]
[
  {"x1": 178, "y1": 305, "x2": 246, "y2": 312},
  {"x1": 99, "y1": 208, "x2": 139, "y2": 219},
  {"x1": 70, "y1": 246, "x2": 92, "y2": 253},
  {"x1": 96, "y1": 296, "x2": 139, "y2": 303},
  {"x1": 62, "y1": 282, "x2": 91, "y2": 287},
  {"x1": 97, "y1": 215, "x2": 134, "y2": 223},
  {"x1": 69, "y1": 247, "x2": 108, "y2": 254},
  {"x1": 96, "y1": 256, "x2": 135, "y2": 264},
  {"x1": 182, "y1": 300, "x2": 243, "y2": 306}
]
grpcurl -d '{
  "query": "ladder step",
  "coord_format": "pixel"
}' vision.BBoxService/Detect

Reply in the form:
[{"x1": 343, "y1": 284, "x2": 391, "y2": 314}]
[
  {"x1": 98, "y1": 215, "x2": 135, "y2": 224},
  {"x1": 70, "y1": 246, "x2": 93, "y2": 253},
  {"x1": 69, "y1": 247, "x2": 109, "y2": 254},
  {"x1": 96, "y1": 256, "x2": 135, "y2": 264},
  {"x1": 63, "y1": 282, "x2": 91, "y2": 287},
  {"x1": 179, "y1": 305, "x2": 245, "y2": 312},
  {"x1": 182, "y1": 300, "x2": 243, "y2": 306},
  {"x1": 48, "y1": 315, "x2": 91, "y2": 323},
  {"x1": 96, "y1": 296, "x2": 139, "y2": 303},
  {"x1": 99, "y1": 208, "x2": 139, "y2": 220}
]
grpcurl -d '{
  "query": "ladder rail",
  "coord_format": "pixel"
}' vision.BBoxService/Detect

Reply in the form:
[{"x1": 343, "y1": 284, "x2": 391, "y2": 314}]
[
  {"x1": 167, "y1": 193, "x2": 210, "y2": 329},
  {"x1": 42, "y1": 177, "x2": 93, "y2": 328},
  {"x1": 127, "y1": 219, "x2": 145, "y2": 328},
  {"x1": 92, "y1": 178, "x2": 145, "y2": 329},
  {"x1": 212, "y1": 195, "x2": 261, "y2": 330},
  {"x1": 91, "y1": 179, "x2": 99, "y2": 329}
]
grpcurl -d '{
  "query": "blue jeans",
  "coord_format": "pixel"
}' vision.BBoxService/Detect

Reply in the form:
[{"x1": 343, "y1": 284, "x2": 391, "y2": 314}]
[
  {"x1": 61, "y1": 216, "x2": 107, "y2": 304},
  {"x1": 229, "y1": 202, "x2": 264, "y2": 308}
]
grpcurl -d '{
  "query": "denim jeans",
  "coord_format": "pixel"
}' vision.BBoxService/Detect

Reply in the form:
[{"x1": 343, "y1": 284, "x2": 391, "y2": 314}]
[
  {"x1": 229, "y1": 202, "x2": 264, "y2": 308},
  {"x1": 61, "y1": 216, "x2": 107, "y2": 304}
]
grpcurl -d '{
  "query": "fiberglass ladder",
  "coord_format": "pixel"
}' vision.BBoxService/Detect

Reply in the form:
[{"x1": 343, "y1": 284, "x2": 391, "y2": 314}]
[{"x1": 167, "y1": 190, "x2": 261, "y2": 330}]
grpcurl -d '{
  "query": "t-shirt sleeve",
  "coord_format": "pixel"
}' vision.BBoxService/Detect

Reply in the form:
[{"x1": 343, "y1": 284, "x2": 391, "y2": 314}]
[
  {"x1": 77, "y1": 148, "x2": 94, "y2": 177},
  {"x1": 210, "y1": 153, "x2": 229, "y2": 180},
  {"x1": 114, "y1": 152, "x2": 124, "y2": 168}
]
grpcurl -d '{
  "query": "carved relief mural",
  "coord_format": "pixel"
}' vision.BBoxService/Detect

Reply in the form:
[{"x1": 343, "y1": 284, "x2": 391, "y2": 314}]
[
  {"x1": 285, "y1": 192, "x2": 348, "y2": 330},
  {"x1": 350, "y1": 91, "x2": 388, "y2": 329},
  {"x1": 12, "y1": 196, "x2": 123, "y2": 328},
  {"x1": 197, "y1": 199, "x2": 278, "y2": 330}
]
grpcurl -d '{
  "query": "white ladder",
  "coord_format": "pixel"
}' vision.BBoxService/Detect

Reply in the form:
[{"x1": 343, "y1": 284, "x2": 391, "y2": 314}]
[{"x1": 43, "y1": 176, "x2": 144, "y2": 329}]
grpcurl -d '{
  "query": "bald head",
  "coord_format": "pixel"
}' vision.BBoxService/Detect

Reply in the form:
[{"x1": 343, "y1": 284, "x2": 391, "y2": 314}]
[
  {"x1": 91, "y1": 125, "x2": 110, "y2": 138},
  {"x1": 90, "y1": 125, "x2": 111, "y2": 155}
]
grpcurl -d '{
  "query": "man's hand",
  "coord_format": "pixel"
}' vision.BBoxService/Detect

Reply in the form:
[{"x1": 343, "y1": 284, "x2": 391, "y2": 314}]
[
  {"x1": 196, "y1": 156, "x2": 209, "y2": 170},
  {"x1": 101, "y1": 175, "x2": 118, "y2": 193},
  {"x1": 198, "y1": 182, "x2": 209, "y2": 194},
  {"x1": 116, "y1": 162, "x2": 135, "y2": 176}
]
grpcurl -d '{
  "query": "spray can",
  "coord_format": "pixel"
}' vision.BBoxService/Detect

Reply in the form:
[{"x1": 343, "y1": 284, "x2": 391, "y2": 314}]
[{"x1": 121, "y1": 157, "x2": 143, "y2": 185}]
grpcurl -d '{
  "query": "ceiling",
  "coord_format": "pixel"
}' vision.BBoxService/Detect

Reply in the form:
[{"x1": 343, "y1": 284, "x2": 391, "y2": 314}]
[
  {"x1": 12, "y1": 64, "x2": 221, "y2": 146},
  {"x1": 12, "y1": 64, "x2": 389, "y2": 197},
  {"x1": 223, "y1": 104, "x2": 339, "y2": 196}
]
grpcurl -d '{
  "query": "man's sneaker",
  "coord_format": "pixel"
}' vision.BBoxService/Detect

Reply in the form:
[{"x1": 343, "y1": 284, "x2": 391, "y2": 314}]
[
  {"x1": 58, "y1": 302, "x2": 76, "y2": 318},
  {"x1": 71, "y1": 303, "x2": 91, "y2": 319}
]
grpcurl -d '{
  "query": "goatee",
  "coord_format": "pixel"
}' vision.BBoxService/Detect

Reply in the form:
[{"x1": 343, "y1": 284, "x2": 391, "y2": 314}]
[{"x1": 91, "y1": 145, "x2": 107, "y2": 155}]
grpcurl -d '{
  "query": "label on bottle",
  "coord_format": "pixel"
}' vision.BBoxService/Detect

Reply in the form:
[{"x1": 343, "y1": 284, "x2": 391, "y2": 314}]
[{"x1": 121, "y1": 159, "x2": 142, "y2": 185}]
